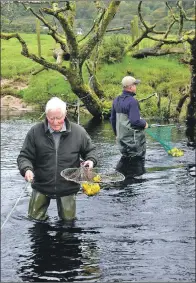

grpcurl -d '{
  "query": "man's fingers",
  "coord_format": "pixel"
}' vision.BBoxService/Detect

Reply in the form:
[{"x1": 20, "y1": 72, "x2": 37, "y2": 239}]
[{"x1": 25, "y1": 170, "x2": 34, "y2": 182}]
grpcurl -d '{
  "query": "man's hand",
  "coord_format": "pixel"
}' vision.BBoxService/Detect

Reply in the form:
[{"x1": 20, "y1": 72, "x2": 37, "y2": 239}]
[
  {"x1": 82, "y1": 160, "x2": 94, "y2": 169},
  {"x1": 145, "y1": 122, "x2": 148, "y2": 129},
  {"x1": 25, "y1": 169, "x2": 34, "y2": 183}
]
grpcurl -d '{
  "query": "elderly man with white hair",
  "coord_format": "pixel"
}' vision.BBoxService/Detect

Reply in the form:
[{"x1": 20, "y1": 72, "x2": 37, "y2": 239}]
[{"x1": 17, "y1": 97, "x2": 97, "y2": 221}]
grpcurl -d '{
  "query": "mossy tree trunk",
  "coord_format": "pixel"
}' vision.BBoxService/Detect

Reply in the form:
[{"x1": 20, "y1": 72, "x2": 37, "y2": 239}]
[
  {"x1": 187, "y1": 37, "x2": 196, "y2": 121},
  {"x1": 186, "y1": 37, "x2": 196, "y2": 145}
]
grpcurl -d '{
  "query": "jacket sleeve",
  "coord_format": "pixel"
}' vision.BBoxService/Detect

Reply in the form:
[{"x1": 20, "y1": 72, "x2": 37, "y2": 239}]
[
  {"x1": 17, "y1": 128, "x2": 36, "y2": 177},
  {"x1": 128, "y1": 98, "x2": 146, "y2": 128},
  {"x1": 110, "y1": 102, "x2": 117, "y2": 135},
  {"x1": 80, "y1": 129, "x2": 98, "y2": 167}
]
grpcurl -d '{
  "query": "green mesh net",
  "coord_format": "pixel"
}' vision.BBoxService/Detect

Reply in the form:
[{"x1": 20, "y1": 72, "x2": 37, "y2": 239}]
[
  {"x1": 146, "y1": 125, "x2": 184, "y2": 157},
  {"x1": 146, "y1": 125, "x2": 174, "y2": 151}
]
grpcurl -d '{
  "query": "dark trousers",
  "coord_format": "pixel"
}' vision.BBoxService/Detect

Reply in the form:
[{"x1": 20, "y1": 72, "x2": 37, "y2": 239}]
[
  {"x1": 28, "y1": 189, "x2": 76, "y2": 221},
  {"x1": 116, "y1": 156, "x2": 146, "y2": 178}
]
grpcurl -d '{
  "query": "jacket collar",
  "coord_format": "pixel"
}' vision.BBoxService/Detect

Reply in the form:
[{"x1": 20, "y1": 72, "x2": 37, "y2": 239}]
[{"x1": 122, "y1": 90, "x2": 136, "y2": 97}]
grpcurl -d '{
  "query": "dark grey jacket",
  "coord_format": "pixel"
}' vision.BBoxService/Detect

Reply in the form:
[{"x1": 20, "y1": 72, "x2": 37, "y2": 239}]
[{"x1": 17, "y1": 118, "x2": 97, "y2": 197}]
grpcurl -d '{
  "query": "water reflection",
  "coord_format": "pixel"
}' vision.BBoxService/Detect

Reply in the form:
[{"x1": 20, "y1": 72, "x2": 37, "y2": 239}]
[{"x1": 17, "y1": 222, "x2": 100, "y2": 282}]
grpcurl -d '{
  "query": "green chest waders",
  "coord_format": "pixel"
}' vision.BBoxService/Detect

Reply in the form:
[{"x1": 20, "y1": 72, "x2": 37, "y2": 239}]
[{"x1": 28, "y1": 189, "x2": 76, "y2": 221}]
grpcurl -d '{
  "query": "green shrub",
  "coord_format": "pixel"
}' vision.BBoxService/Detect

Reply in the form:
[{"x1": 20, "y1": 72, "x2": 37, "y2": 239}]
[
  {"x1": 18, "y1": 71, "x2": 76, "y2": 108},
  {"x1": 99, "y1": 35, "x2": 129, "y2": 64}
]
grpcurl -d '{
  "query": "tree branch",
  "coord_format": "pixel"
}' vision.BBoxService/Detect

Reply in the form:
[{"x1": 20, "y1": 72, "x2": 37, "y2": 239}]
[
  {"x1": 139, "y1": 93, "x2": 158, "y2": 103},
  {"x1": 146, "y1": 35, "x2": 185, "y2": 44},
  {"x1": 22, "y1": 3, "x2": 67, "y2": 49},
  {"x1": 32, "y1": 66, "x2": 48, "y2": 75},
  {"x1": 79, "y1": 1, "x2": 121, "y2": 64},
  {"x1": 124, "y1": 1, "x2": 166, "y2": 54},
  {"x1": 177, "y1": 0, "x2": 195, "y2": 21},
  {"x1": 106, "y1": 27, "x2": 124, "y2": 32},
  {"x1": 166, "y1": 2, "x2": 179, "y2": 22},
  {"x1": 0, "y1": 33, "x2": 68, "y2": 76},
  {"x1": 176, "y1": 94, "x2": 189, "y2": 113},
  {"x1": 132, "y1": 46, "x2": 184, "y2": 59},
  {"x1": 86, "y1": 61, "x2": 104, "y2": 99},
  {"x1": 42, "y1": 6, "x2": 78, "y2": 57}
]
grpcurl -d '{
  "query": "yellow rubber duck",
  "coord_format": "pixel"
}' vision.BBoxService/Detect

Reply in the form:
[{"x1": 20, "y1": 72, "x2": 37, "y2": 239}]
[
  {"x1": 168, "y1": 147, "x2": 184, "y2": 157},
  {"x1": 92, "y1": 175, "x2": 101, "y2": 182},
  {"x1": 82, "y1": 182, "x2": 100, "y2": 196}
]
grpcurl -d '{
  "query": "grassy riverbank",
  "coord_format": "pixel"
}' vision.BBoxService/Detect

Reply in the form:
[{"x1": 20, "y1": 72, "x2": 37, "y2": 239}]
[{"x1": 1, "y1": 33, "x2": 191, "y2": 119}]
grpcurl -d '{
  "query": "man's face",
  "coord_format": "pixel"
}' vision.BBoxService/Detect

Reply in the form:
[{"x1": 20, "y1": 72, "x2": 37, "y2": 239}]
[
  {"x1": 47, "y1": 108, "x2": 66, "y2": 131},
  {"x1": 129, "y1": 84, "x2": 137, "y2": 92}
]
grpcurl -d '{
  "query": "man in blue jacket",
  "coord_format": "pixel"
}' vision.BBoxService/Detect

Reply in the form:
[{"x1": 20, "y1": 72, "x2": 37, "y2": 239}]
[{"x1": 110, "y1": 76, "x2": 148, "y2": 177}]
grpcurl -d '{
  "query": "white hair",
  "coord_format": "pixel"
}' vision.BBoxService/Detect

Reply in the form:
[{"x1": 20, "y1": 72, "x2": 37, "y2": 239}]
[{"x1": 45, "y1": 97, "x2": 67, "y2": 115}]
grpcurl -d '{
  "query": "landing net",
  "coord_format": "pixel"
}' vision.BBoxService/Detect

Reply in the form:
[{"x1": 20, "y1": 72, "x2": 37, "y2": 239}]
[
  {"x1": 146, "y1": 124, "x2": 184, "y2": 157},
  {"x1": 61, "y1": 167, "x2": 125, "y2": 196},
  {"x1": 61, "y1": 166, "x2": 125, "y2": 184}
]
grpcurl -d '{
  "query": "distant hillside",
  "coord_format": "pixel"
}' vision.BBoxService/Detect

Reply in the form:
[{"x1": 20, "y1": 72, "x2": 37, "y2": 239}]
[{"x1": 1, "y1": 1, "x2": 194, "y2": 33}]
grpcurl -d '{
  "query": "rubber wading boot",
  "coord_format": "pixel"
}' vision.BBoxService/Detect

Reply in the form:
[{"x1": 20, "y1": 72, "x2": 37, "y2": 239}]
[
  {"x1": 28, "y1": 190, "x2": 50, "y2": 221},
  {"x1": 57, "y1": 194, "x2": 76, "y2": 220}
]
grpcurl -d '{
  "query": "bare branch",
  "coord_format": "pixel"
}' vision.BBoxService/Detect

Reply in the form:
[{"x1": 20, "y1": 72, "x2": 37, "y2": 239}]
[
  {"x1": 86, "y1": 61, "x2": 104, "y2": 99},
  {"x1": 79, "y1": 1, "x2": 121, "y2": 64},
  {"x1": 78, "y1": 7, "x2": 106, "y2": 43},
  {"x1": 176, "y1": 94, "x2": 189, "y2": 113},
  {"x1": 177, "y1": 1, "x2": 184, "y2": 37},
  {"x1": 32, "y1": 66, "x2": 48, "y2": 75},
  {"x1": 146, "y1": 35, "x2": 185, "y2": 45},
  {"x1": 21, "y1": 2, "x2": 67, "y2": 49},
  {"x1": 132, "y1": 46, "x2": 184, "y2": 59},
  {"x1": 42, "y1": 7, "x2": 78, "y2": 56},
  {"x1": 106, "y1": 27, "x2": 124, "y2": 32},
  {"x1": 138, "y1": 1, "x2": 156, "y2": 31},
  {"x1": 0, "y1": 33, "x2": 68, "y2": 76},
  {"x1": 180, "y1": 58, "x2": 192, "y2": 65},
  {"x1": 125, "y1": 1, "x2": 167, "y2": 54},
  {"x1": 139, "y1": 93, "x2": 158, "y2": 103},
  {"x1": 166, "y1": 2, "x2": 179, "y2": 22},
  {"x1": 79, "y1": 8, "x2": 123, "y2": 43},
  {"x1": 177, "y1": 0, "x2": 196, "y2": 21}
]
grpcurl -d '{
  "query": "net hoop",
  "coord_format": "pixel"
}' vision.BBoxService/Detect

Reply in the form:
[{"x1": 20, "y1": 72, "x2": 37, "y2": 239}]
[{"x1": 60, "y1": 167, "x2": 125, "y2": 184}]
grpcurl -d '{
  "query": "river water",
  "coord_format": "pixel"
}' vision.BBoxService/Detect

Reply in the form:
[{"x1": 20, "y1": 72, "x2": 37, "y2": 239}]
[{"x1": 1, "y1": 114, "x2": 195, "y2": 282}]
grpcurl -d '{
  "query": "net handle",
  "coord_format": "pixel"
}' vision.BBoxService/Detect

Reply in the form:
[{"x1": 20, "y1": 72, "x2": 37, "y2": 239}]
[{"x1": 148, "y1": 124, "x2": 175, "y2": 128}]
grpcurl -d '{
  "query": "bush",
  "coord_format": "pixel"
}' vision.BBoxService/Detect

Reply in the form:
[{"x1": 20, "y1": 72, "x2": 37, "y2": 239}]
[{"x1": 99, "y1": 35, "x2": 129, "y2": 64}]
